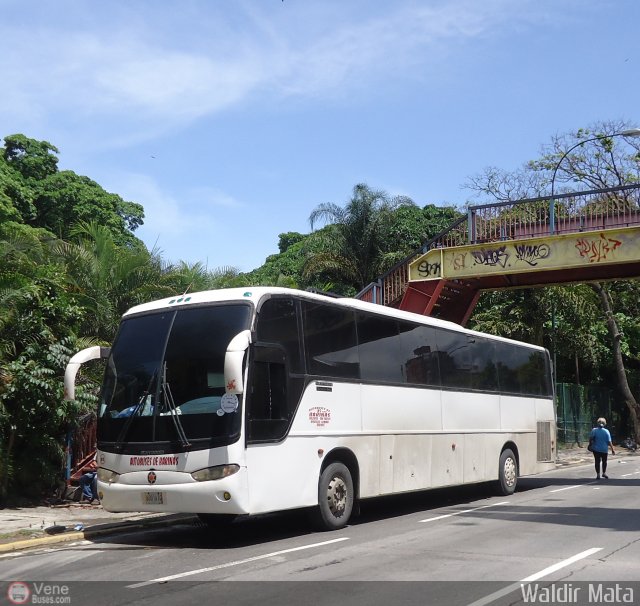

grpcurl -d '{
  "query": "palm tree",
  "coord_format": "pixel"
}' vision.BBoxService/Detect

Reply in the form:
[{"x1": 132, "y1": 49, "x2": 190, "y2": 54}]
[
  {"x1": 164, "y1": 261, "x2": 245, "y2": 293},
  {"x1": 51, "y1": 221, "x2": 172, "y2": 341},
  {"x1": 304, "y1": 184, "x2": 415, "y2": 292}
]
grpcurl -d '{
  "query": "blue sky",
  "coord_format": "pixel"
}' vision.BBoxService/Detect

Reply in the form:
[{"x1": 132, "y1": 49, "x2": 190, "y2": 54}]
[{"x1": 2, "y1": 0, "x2": 638, "y2": 272}]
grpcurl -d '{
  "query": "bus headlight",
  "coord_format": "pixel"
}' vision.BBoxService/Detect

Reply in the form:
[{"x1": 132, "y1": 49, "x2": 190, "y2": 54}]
[
  {"x1": 191, "y1": 464, "x2": 240, "y2": 482},
  {"x1": 97, "y1": 468, "x2": 120, "y2": 483}
]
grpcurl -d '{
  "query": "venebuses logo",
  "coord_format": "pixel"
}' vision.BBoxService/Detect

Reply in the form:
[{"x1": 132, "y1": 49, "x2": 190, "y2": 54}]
[
  {"x1": 7, "y1": 581, "x2": 71, "y2": 604},
  {"x1": 7, "y1": 582, "x2": 30, "y2": 605},
  {"x1": 309, "y1": 406, "x2": 331, "y2": 427}
]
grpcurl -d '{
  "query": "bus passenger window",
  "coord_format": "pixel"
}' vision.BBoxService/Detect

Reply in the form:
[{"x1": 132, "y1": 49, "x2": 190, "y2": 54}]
[
  {"x1": 436, "y1": 330, "x2": 471, "y2": 389},
  {"x1": 469, "y1": 338, "x2": 499, "y2": 391},
  {"x1": 398, "y1": 323, "x2": 440, "y2": 387},
  {"x1": 303, "y1": 302, "x2": 359, "y2": 379},
  {"x1": 357, "y1": 313, "x2": 403, "y2": 384}
]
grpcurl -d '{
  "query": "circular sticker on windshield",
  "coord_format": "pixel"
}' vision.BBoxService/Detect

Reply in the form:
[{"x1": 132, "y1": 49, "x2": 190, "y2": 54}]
[
  {"x1": 220, "y1": 393, "x2": 239, "y2": 414},
  {"x1": 216, "y1": 409, "x2": 225, "y2": 416}
]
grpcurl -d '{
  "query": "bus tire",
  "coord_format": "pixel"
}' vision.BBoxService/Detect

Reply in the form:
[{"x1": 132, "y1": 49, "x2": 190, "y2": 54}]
[
  {"x1": 497, "y1": 448, "x2": 518, "y2": 495},
  {"x1": 313, "y1": 462, "x2": 354, "y2": 530},
  {"x1": 197, "y1": 513, "x2": 237, "y2": 530}
]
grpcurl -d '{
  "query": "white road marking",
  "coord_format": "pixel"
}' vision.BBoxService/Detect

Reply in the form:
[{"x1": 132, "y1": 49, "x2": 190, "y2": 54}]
[
  {"x1": 419, "y1": 501, "x2": 509, "y2": 523},
  {"x1": 549, "y1": 485, "x2": 581, "y2": 493},
  {"x1": 464, "y1": 548, "x2": 603, "y2": 606},
  {"x1": 521, "y1": 548, "x2": 603, "y2": 582},
  {"x1": 126, "y1": 537, "x2": 350, "y2": 588}
]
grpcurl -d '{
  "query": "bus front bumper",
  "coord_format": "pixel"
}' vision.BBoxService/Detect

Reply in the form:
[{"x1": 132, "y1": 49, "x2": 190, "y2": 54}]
[{"x1": 97, "y1": 467, "x2": 250, "y2": 515}]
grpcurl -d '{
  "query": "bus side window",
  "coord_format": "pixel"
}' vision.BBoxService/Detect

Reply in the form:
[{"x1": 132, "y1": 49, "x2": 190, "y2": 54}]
[
  {"x1": 436, "y1": 329, "x2": 472, "y2": 389},
  {"x1": 302, "y1": 301, "x2": 359, "y2": 379},
  {"x1": 255, "y1": 297, "x2": 303, "y2": 373}
]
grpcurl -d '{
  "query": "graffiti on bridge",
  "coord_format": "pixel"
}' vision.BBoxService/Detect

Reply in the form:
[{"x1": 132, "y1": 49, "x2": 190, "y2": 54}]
[
  {"x1": 450, "y1": 252, "x2": 468, "y2": 271},
  {"x1": 514, "y1": 243, "x2": 551, "y2": 267},
  {"x1": 417, "y1": 260, "x2": 441, "y2": 277},
  {"x1": 409, "y1": 226, "x2": 637, "y2": 282},
  {"x1": 471, "y1": 246, "x2": 509, "y2": 268},
  {"x1": 575, "y1": 233, "x2": 622, "y2": 263}
]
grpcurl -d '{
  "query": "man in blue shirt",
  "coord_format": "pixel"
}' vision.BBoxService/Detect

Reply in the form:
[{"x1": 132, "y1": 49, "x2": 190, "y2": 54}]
[{"x1": 589, "y1": 417, "x2": 615, "y2": 479}]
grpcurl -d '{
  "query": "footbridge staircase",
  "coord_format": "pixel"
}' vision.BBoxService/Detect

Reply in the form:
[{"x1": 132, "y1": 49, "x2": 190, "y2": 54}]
[{"x1": 356, "y1": 184, "x2": 640, "y2": 325}]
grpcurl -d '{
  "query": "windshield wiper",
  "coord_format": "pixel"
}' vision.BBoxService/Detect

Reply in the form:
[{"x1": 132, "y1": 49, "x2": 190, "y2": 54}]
[
  {"x1": 161, "y1": 363, "x2": 192, "y2": 450},
  {"x1": 113, "y1": 369, "x2": 157, "y2": 451}
]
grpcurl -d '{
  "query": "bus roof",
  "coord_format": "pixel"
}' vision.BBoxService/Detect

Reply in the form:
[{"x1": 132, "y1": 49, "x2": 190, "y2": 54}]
[{"x1": 123, "y1": 287, "x2": 547, "y2": 352}]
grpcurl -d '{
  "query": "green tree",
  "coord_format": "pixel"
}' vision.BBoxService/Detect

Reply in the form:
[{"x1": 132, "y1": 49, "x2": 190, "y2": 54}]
[
  {"x1": 0, "y1": 223, "x2": 88, "y2": 502},
  {"x1": 304, "y1": 184, "x2": 416, "y2": 293},
  {"x1": 33, "y1": 172, "x2": 144, "y2": 245},
  {"x1": 277, "y1": 231, "x2": 305, "y2": 253},
  {"x1": 378, "y1": 203, "x2": 463, "y2": 268},
  {"x1": 244, "y1": 233, "x2": 322, "y2": 290},
  {"x1": 1, "y1": 134, "x2": 145, "y2": 246},
  {"x1": 0, "y1": 134, "x2": 158, "y2": 501},
  {"x1": 3, "y1": 134, "x2": 59, "y2": 181},
  {"x1": 52, "y1": 222, "x2": 170, "y2": 342},
  {"x1": 164, "y1": 261, "x2": 245, "y2": 294}
]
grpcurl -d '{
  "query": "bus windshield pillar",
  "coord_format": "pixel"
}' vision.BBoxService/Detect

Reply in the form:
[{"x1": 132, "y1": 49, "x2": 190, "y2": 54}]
[{"x1": 224, "y1": 330, "x2": 251, "y2": 394}]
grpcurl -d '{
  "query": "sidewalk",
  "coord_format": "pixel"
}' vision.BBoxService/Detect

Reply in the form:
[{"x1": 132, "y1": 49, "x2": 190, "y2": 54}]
[
  {"x1": 0, "y1": 502, "x2": 193, "y2": 553},
  {"x1": 0, "y1": 446, "x2": 637, "y2": 553}
]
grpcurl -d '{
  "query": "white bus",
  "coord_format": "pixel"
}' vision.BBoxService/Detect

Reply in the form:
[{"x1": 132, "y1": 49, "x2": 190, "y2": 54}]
[{"x1": 64, "y1": 287, "x2": 556, "y2": 530}]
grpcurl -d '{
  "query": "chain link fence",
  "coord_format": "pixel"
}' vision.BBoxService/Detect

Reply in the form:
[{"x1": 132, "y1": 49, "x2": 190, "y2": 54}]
[{"x1": 555, "y1": 383, "x2": 613, "y2": 445}]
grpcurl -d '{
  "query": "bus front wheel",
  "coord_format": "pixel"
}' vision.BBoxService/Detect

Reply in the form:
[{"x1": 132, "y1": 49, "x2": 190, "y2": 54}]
[
  {"x1": 497, "y1": 448, "x2": 518, "y2": 495},
  {"x1": 313, "y1": 462, "x2": 354, "y2": 530}
]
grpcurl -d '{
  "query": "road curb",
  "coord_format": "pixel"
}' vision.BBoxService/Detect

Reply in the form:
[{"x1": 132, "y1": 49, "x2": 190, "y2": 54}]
[{"x1": 0, "y1": 514, "x2": 195, "y2": 554}]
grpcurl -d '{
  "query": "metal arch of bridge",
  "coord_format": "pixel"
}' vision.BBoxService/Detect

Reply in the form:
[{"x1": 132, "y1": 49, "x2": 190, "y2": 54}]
[{"x1": 356, "y1": 183, "x2": 640, "y2": 325}]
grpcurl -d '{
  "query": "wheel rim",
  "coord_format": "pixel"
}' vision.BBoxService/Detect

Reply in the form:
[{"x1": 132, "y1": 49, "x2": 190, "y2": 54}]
[
  {"x1": 326, "y1": 476, "x2": 348, "y2": 518},
  {"x1": 503, "y1": 456, "x2": 516, "y2": 487}
]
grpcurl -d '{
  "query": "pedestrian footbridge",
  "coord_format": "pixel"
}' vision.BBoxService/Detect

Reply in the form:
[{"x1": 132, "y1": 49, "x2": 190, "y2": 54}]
[{"x1": 357, "y1": 184, "x2": 640, "y2": 325}]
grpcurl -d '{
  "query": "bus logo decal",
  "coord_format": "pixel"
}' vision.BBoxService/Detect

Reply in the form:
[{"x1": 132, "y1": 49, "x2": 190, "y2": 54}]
[
  {"x1": 147, "y1": 471, "x2": 157, "y2": 484},
  {"x1": 309, "y1": 407, "x2": 331, "y2": 427}
]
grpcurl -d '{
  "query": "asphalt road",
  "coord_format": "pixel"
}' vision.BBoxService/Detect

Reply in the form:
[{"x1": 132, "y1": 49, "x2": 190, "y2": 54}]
[{"x1": 1, "y1": 457, "x2": 639, "y2": 606}]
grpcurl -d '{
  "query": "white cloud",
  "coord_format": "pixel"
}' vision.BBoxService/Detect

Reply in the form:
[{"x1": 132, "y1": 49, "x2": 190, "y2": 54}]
[
  {"x1": 101, "y1": 171, "x2": 245, "y2": 262},
  {"x1": 0, "y1": 0, "x2": 541, "y2": 144},
  {"x1": 188, "y1": 187, "x2": 243, "y2": 209},
  {"x1": 112, "y1": 173, "x2": 200, "y2": 237}
]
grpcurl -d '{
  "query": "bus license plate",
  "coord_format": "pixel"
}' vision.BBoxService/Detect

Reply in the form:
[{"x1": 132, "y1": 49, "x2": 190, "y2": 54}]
[{"x1": 142, "y1": 491, "x2": 165, "y2": 505}]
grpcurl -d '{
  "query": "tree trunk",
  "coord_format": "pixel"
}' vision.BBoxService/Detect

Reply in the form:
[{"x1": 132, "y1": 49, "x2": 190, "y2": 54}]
[{"x1": 591, "y1": 282, "x2": 640, "y2": 440}]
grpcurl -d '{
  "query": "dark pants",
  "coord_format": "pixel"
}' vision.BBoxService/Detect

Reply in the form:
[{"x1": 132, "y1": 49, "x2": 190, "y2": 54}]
[
  {"x1": 80, "y1": 471, "x2": 98, "y2": 501},
  {"x1": 594, "y1": 451, "x2": 608, "y2": 475}
]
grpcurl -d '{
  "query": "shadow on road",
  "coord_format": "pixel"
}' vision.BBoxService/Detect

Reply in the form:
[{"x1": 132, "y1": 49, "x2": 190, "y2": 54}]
[{"x1": 88, "y1": 473, "x2": 639, "y2": 551}]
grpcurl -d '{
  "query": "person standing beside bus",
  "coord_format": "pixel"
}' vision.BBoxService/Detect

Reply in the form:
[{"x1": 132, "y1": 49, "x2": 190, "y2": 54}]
[{"x1": 589, "y1": 417, "x2": 615, "y2": 479}]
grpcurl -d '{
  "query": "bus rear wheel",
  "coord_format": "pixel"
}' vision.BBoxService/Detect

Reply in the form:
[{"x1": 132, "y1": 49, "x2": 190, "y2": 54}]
[
  {"x1": 497, "y1": 448, "x2": 518, "y2": 495},
  {"x1": 313, "y1": 462, "x2": 354, "y2": 531}
]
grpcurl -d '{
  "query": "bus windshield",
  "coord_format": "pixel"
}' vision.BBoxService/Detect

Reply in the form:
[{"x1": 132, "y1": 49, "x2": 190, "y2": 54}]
[{"x1": 98, "y1": 303, "x2": 252, "y2": 453}]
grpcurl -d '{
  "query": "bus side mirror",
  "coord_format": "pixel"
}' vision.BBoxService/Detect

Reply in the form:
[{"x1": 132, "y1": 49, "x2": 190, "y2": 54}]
[
  {"x1": 224, "y1": 330, "x2": 251, "y2": 395},
  {"x1": 64, "y1": 346, "x2": 111, "y2": 400}
]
